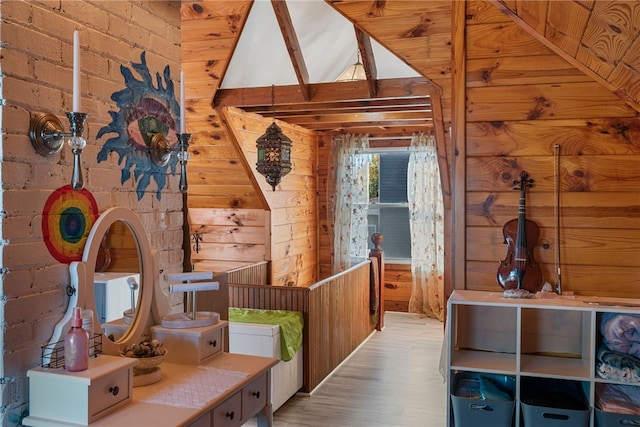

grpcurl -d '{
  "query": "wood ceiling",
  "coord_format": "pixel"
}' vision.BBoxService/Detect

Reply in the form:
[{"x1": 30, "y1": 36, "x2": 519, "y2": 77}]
[
  {"x1": 212, "y1": 1, "x2": 441, "y2": 144},
  {"x1": 492, "y1": 0, "x2": 640, "y2": 112},
  {"x1": 210, "y1": 0, "x2": 640, "y2": 146}
]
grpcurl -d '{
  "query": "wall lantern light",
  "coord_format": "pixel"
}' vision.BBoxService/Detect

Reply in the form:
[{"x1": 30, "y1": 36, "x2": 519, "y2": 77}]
[{"x1": 256, "y1": 86, "x2": 292, "y2": 191}]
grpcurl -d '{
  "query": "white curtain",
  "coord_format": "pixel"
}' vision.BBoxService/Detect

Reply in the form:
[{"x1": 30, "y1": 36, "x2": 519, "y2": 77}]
[
  {"x1": 408, "y1": 132, "x2": 445, "y2": 321},
  {"x1": 332, "y1": 134, "x2": 369, "y2": 274}
]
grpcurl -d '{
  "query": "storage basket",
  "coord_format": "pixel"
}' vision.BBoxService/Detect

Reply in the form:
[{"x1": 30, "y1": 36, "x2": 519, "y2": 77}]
[
  {"x1": 451, "y1": 372, "x2": 515, "y2": 427},
  {"x1": 595, "y1": 408, "x2": 640, "y2": 427},
  {"x1": 521, "y1": 377, "x2": 590, "y2": 427}
]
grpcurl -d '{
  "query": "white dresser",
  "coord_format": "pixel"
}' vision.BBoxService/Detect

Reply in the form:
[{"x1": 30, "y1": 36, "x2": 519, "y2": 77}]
[{"x1": 24, "y1": 342, "x2": 278, "y2": 427}]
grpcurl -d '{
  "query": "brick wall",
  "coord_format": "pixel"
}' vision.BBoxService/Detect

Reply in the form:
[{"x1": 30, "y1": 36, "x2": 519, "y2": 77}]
[{"x1": 0, "y1": 1, "x2": 181, "y2": 424}]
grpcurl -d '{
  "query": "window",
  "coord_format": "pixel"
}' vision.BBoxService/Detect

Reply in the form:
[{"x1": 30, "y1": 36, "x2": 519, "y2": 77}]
[{"x1": 367, "y1": 151, "x2": 411, "y2": 260}]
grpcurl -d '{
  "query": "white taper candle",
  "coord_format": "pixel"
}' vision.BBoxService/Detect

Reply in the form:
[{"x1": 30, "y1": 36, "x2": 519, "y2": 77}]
[
  {"x1": 180, "y1": 70, "x2": 186, "y2": 133},
  {"x1": 73, "y1": 31, "x2": 80, "y2": 112}
]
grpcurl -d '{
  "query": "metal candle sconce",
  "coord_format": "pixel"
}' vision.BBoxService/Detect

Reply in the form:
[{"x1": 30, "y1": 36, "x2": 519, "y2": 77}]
[
  {"x1": 28, "y1": 31, "x2": 87, "y2": 191},
  {"x1": 149, "y1": 132, "x2": 191, "y2": 193},
  {"x1": 150, "y1": 69, "x2": 190, "y2": 193},
  {"x1": 29, "y1": 111, "x2": 88, "y2": 191}
]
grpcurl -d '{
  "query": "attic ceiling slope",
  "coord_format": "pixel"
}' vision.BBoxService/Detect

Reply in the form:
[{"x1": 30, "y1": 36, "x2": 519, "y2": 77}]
[
  {"x1": 181, "y1": 0, "x2": 266, "y2": 210},
  {"x1": 214, "y1": 0, "x2": 446, "y2": 142},
  {"x1": 326, "y1": 0, "x2": 453, "y2": 91},
  {"x1": 492, "y1": 0, "x2": 640, "y2": 112}
]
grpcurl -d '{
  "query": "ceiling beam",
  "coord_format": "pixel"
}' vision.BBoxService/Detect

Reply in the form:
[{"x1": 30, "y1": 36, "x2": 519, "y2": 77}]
[
  {"x1": 281, "y1": 110, "x2": 431, "y2": 125},
  {"x1": 354, "y1": 26, "x2": 377, "y2": 97},
  {"x1": 271, "y1": 0, "x2": 311, "y2": 101},
  {"x1": 241, "y1": 98, "x2": 432, "y2": 115},
  {"x1": 322, "y1": 125, "x2": 433, "y2": 139},
  {"x1": 213, "y1": 77, "x2": 437, "y2": 106}
]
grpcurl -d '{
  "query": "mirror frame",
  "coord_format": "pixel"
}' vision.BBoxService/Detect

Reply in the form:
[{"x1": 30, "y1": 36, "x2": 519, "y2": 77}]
[{"x1": 74, "y1": 207, "x2": 154, "y2": 355}]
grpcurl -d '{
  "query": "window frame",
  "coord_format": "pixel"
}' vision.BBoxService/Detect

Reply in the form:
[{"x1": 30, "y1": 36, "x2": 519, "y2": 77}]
[{"x1": 365, "y1": 147, "x2": 412, "y2": 263}]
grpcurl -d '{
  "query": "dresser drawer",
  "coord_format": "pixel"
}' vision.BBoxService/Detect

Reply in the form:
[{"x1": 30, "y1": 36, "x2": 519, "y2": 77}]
[
  {"x1": 242, "y1": 373, "x2": 268, "y2": 420},
  {"x1": 199, "y1": 326, "x2": 223, "y2": 361},
  {"x1": 25, "y1": 355, "x2": 136, "y2": 425},
  {"x1": 211, "y1": 391, "x2": 242, "y2": 427},
  {"x1": 152, "y1": 321, "x2": 226, "y2": 365},
  {"x1": 87, "y1": 362, "x2": 132, "y2": 420},
  {"x1": 187, "y1": 411, "x2": 211, "y2": 427}
]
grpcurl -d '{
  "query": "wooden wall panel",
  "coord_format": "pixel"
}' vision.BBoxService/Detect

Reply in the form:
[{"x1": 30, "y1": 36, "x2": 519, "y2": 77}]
[
  {"x1": 101, "y1": 221, "x2": 139, "y2": 273},
  {"x1": 464, "y1": 2, "x2": 640, "y2": 299},
  {"x1": 181, "y1": 1, "x2": 261, "y2": 211},
  {"x1": 467, "y1": 118, "x2": 640, "y2": 156},
  {"x1": 221, "y1": 107, "x2": 318, "y2": 287},
  {"x1": 467, "y1": 192, "x2": 640, "y2": 230},
  {"x1": 466, "y1": 21, "x2": 554, "y2": 59},
  {"x1": 188, "y1": 208, "x2": 267, "y2": 272},
  {"x1": 316, "y1": 134, "x2": 334, "y2": 280},
  {"x1": 383, "y1": 263, "x2": 412, "y2": 312}
]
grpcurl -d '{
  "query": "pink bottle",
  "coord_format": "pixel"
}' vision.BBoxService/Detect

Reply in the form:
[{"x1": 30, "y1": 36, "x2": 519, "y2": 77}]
[{"x1": 64, "y1": 307, "x2": 89, "y2": 372}]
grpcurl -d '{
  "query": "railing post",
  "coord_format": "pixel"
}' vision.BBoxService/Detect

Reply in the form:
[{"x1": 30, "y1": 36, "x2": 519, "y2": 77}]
[{"x1": 369, "y1": 233, "x2": 385, "y2": 331}]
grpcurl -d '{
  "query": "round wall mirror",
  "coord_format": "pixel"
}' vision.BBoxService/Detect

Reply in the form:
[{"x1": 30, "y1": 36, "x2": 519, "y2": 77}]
[
  {"x1": 44, "y1": 207, "x2": 172, "y2": 361},
  {"x1": 94, "y1": 220, "x2": 141, "y2": 339},
  {"x1": 75, "y1": 207, "x2": 154, "y2": 356}
]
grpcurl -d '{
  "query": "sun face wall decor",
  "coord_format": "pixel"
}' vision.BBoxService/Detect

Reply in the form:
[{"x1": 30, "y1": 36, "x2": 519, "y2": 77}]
[{"x1": 97, "y1": 52, "x2": 181, "y2": 200}]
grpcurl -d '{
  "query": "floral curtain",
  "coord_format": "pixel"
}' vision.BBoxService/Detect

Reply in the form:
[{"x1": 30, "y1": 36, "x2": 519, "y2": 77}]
[
  {"x1": 407, "y1": 132, "x2": 445, "y2": 321},
  {"x1": 331, "y1": 134, "x2": 369, "y2": 274}
]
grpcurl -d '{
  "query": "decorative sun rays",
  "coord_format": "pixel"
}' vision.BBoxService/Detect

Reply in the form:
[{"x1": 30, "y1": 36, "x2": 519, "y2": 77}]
[{"x1": 97, "y1": 52, "x2": 181, "y2": 200}]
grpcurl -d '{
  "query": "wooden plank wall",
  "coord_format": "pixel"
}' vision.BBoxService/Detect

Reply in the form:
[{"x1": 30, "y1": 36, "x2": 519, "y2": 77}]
[
  {"x1": 464, "y1": 3, "x2": 640, "y2": 297},
  {"x1": 222, "y1": 107, "x2": 319, "y2": 287},
  {"x1": 100, "y1": 221, "x2": 139, "y2": 273},
  {"x1": 316, "y1": 133, "x2": 333, "y2": 280},
  {"x1": 181, "y1": 1, "x2": 262, "y2": 210},
  {"x1": 188, "y1": 208, "x2": 269, "y2": 273},
  {"x1": 229, "y1": 260, "x2": 373, "y2": 393},
  {"x1": 384, "y1": 263, "x2": 412, "y2": 312}
]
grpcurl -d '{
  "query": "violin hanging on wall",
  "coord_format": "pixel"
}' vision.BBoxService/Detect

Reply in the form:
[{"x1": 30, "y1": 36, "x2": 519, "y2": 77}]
[{"x1": 497, "y1": 171, "x2": 544, "y2": 293}]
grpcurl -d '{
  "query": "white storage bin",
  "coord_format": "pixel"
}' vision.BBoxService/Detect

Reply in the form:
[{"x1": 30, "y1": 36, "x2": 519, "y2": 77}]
[{"x1": 229, "y1": 321, "x2": 303, "y2": 411}]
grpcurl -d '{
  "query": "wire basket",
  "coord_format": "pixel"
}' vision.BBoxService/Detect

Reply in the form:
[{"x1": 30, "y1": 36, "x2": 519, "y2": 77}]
[{"x1": 41, "y1": 333, "x2": 103, "y2": 368}]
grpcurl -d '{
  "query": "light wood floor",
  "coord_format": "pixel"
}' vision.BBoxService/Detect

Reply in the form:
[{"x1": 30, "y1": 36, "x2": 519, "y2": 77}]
[{"x1": 248, "y1": 311, "x2": 447, "y2": 426}]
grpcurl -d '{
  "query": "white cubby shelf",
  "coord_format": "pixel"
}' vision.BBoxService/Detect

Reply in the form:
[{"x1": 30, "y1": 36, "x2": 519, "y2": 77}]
[{"x1": 445, "y1": 290, "x2": 640, "y2": 427}]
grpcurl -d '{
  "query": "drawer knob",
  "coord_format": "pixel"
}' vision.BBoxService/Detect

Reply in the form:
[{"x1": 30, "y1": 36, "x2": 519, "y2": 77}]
[
  {"x1": 225, "y1": 411, "x2": 235, "y2": 420},
  {"x1": 252, "y1": 391, "x2": 260, "y2": 399},
  {"x1": 109, "y1": 386, "x2": 120, "y2": 396},
  {"x1": 209, "y1": 340, "x2": 217, "y2": 347}
]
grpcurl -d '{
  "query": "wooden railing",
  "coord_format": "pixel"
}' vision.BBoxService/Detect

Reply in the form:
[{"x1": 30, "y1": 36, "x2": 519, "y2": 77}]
[
  {"x1": 228, "y1": 260, "x2": 375, "y2": 392},
  {"x1": 227, "y1": 261, "x2": 268, "y2": 286}
]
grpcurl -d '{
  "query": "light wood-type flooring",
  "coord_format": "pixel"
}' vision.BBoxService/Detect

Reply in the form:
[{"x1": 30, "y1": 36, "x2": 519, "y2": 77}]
[{"x1": 247, "y1": 311, "x2": 447, "y2": 426}]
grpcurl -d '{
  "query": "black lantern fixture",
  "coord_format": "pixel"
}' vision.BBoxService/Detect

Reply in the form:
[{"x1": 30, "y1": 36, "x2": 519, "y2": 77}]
[{"x1": 256, "y1": 85, "x2": 292, "y2": 191}]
